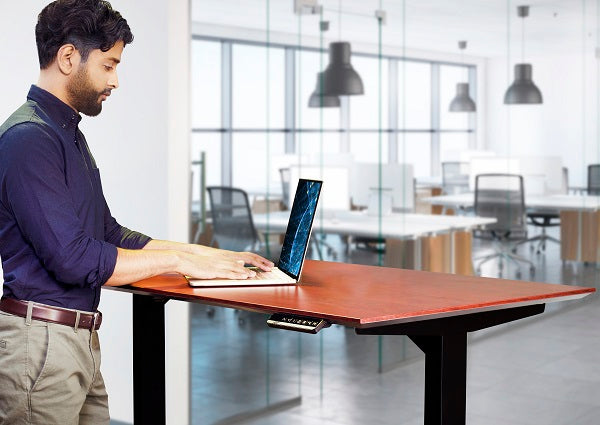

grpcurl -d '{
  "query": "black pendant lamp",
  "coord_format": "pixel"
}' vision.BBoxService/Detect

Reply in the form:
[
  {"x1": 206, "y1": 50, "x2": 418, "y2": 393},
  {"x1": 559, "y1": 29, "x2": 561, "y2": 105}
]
[
  {"x1": 309, "y1": 72, "x2": 341, "y2": 107},
  {"x1": 504, "y1": 5, "x2": 543, "y2": 104},
  {"x1": 321, "y1": 41, "x2": 364, "y2": 96},
  {"x1": 449, "y1": 41, "x2": 476, "y2": 112}
]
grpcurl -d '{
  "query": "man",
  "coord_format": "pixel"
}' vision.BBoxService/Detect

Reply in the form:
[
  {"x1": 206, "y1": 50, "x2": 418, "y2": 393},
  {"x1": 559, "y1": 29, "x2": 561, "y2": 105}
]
[{"x1": 0, "y1": 1, "x2": 273, "y2": 424}]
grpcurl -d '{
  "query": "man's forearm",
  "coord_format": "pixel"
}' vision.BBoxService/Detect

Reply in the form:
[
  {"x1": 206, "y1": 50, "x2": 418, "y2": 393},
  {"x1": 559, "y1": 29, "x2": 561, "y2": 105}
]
[
  {"x1": 142, "y1": 239, "x2": 217, "y2": 256},
  {"x1": 104, "y1": 247, "x2": 180, "y2": 286},
  {"x1": 104, "y1": 240, "x2": 270, "y2": 287}
]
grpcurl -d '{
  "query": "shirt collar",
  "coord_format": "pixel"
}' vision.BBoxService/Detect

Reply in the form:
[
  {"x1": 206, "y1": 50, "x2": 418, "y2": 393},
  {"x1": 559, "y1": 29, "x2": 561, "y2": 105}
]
[{"x1": 27, "y1": 85, "x2": 82, "y2": 132}]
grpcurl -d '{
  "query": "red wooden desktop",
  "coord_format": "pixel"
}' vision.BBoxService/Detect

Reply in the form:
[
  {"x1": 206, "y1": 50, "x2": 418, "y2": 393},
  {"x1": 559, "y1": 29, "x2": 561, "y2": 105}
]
[{"x1": 108, "y1": 259, "x2": 594, "y2": 425}]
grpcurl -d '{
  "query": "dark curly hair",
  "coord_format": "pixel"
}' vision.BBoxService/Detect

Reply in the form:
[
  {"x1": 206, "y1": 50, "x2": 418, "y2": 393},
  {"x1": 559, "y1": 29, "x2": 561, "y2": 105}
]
[{"x1": 36, "y1": 0, "x2": 133, "y2": 69}]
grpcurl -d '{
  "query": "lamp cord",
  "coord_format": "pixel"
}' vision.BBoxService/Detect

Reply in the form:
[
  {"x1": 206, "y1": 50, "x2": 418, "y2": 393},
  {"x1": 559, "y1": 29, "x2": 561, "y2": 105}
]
[
  {"x1": 338, "y1": 0, "x2": 342, "y2": 40},
  {"x1": 521, "y1": 14, "x2": 525, "y2": 63}
]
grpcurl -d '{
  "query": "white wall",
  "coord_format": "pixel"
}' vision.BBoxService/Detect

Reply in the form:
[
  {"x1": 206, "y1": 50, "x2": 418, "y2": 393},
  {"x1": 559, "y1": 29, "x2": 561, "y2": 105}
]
[
  {"x1": 485, "y1": 51, "x2": 600, "y2": 187},
  {"x1": 0, "y1": 1, "x2": 190, "y2": 423}
]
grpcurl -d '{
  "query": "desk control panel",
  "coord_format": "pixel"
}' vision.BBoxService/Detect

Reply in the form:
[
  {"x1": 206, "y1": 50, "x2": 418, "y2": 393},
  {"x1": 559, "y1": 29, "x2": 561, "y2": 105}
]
[{"x1": 267, "y1": 313, "x2": 331, "y2": 334}]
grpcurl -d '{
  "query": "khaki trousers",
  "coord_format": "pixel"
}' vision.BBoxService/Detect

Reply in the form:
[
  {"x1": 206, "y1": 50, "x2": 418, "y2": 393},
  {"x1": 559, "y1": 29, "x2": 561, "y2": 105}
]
[{"x1": 0, "y1": 307, "x2": 109, "y2": 425}]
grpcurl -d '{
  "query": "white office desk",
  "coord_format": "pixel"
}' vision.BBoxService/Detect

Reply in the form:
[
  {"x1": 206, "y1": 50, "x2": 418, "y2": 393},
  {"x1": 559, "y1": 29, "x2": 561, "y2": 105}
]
[
  {"x1": 415, "y1": 176, "x2": 443, "y2": 188},
  {"x1": 422, "y1": 193, "x2": 600, "y2": 212},
  {"x1": 253, "y1": 210, "x2": 494, "y2": 239},
  {"x1": 422, "y1": 193, "x2": 600, "y2": 262},
  {"x1": 253, "y1": 210, "x2": 495, "y2": 273}
]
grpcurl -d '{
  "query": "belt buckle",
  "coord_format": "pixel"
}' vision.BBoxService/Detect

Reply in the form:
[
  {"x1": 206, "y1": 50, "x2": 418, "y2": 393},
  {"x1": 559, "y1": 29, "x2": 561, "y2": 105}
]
[{"x1": 90, "y1": 311, "x2": 100, "y2": 331}]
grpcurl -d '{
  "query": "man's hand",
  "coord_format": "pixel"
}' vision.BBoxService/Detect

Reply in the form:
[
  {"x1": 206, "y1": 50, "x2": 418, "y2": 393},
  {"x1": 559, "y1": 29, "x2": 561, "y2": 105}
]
[
  {"x1": 106, "y1": 244, "x2": 276, "y2": 286},
  {"x1": 112, "y1": 239, "x2": 276, "y2": 284},
  {"x1": 176, "y1": 250, "x2": 262, "y2": 279},
  {"x1": 213, "y1": 249, "x2": 274, "y2": 272}
]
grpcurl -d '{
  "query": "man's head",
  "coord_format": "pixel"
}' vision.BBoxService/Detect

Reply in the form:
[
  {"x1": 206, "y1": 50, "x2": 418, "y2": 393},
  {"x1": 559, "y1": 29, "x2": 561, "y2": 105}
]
[{"x1": 36, "y1": 0, "x2": 133, "y2": 116}]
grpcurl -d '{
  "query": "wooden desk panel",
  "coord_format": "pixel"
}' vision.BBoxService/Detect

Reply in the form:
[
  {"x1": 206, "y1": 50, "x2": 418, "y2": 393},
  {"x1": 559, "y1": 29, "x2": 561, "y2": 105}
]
[
  {"x1": 453, "y1": 230, "x2": 474, "y2": 275},
  {"x1": 118, "y1": 260, "x2": 592, "y2": 328},
  {"x1": 385, "y1": 231, "x2": 473, "y2": 275},
  {"x1": 560, "y1": 211, "x2": 600, "y2": 262}
]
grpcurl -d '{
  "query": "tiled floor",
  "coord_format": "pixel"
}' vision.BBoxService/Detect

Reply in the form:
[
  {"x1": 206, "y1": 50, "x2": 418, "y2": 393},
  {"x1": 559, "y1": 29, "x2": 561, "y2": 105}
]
[{"x1": 190, "y1": 227, "x2": 600, "y2": 425}]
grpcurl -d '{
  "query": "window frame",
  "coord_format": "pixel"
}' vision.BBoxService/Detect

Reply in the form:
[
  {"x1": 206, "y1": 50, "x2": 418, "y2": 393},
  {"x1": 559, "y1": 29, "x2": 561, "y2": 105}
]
[{"x1": 191, "y1": 35, "x2": 477, "y2": 184}]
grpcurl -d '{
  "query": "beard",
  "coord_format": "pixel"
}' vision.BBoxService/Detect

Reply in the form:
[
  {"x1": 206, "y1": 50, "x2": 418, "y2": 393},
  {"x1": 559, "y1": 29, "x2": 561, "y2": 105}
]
[{"x1": 66, "y1": 65, "x2": 106, "y2": 117}]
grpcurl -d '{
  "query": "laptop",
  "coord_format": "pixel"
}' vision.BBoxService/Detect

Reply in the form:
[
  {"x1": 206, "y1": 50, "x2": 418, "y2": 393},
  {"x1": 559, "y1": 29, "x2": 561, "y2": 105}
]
[{"x1": 187, "y1": 178, "x2": 323, "y2": 287}]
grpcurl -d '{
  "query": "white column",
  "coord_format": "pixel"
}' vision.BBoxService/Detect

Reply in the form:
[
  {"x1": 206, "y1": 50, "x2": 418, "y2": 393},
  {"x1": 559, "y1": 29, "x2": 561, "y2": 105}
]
[{"x1": 166, "y1": 0, "x2": 191, "y2": 424}]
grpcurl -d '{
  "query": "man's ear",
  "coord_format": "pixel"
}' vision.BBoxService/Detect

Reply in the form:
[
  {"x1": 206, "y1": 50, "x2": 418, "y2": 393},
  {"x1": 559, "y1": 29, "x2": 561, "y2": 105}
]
[{"x1": 56, "y1": 44, "x2": 80, "y2": 75}]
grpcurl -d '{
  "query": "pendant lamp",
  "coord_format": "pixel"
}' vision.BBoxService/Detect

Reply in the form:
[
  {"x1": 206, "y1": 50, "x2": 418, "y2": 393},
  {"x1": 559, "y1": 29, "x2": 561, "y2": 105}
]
[
  {"x1": 504, "y1": 5, "x2": 543, "y2": 104},
  {"x1": 309, "y1": 72, "x2": 341, "y2": 107},
  {"x1": 449, "y1": 41, "x2": 477, "y2": 112},
  {"x1": 308, "y1": 21, "x2": 341, "y2": 108},
  {"x1": 321, "y1": 42, "x2": 364, "y2": 96}
]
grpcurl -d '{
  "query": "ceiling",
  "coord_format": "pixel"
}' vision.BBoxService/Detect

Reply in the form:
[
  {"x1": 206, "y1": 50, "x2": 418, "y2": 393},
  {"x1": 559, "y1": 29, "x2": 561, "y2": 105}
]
[{"x1": 192, "y1": 0, "x2": 600, "y2": 58}]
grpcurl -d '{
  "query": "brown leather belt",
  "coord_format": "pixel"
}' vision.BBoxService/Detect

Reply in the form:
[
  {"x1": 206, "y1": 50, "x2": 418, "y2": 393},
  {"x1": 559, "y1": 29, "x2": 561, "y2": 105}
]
[{"x1": 0, "y1": 297, "x2": 102, "y2": 331}]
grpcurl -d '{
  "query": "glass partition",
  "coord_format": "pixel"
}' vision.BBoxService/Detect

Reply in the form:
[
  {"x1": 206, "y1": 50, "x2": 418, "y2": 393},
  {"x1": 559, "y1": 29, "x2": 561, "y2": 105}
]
[
  {"x1": 398, "y1": 60, "x2": 432, "y2": 129},
  {"x1": 232, "y1": 44, "x2": 285, "y2": 129},
  {"x1": 189, "y1": 1, "x2": 482, "y2": 423},
  {"x1": 191, "y1": 40, "x2": 221, "y2": 129},
  {"x1": 187, "y1": 1, "x2": 600, "y2": 423}
]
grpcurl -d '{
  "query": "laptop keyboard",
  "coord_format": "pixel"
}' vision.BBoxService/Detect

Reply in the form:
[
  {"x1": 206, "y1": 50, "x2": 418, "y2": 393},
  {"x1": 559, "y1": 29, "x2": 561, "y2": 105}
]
[{"x1": 246, "y1": 267, "x2": 291, "y2": 281}]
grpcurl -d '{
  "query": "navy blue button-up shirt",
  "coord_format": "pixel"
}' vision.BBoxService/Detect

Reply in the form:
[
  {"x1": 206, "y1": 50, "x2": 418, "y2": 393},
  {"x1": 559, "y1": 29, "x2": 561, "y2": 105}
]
[{"x1": 0, "y1": 85, "x2": 151, "y2": 311}]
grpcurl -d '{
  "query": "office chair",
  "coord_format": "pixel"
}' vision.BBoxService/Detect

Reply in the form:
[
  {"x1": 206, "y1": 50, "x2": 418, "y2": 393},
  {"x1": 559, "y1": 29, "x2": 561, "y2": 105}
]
[
  {"x1": 588, "y1": 164, "x2": 600, "y2": 195},
  {"x1": 472, "y1": 174, "x2": 535, "y2": 278},
  {"x1": 441, "y1": 161, "x2": 470, "y2": 195},
  {"x1": 513, "y1": 167, "x2": 567, "y2": 254}
]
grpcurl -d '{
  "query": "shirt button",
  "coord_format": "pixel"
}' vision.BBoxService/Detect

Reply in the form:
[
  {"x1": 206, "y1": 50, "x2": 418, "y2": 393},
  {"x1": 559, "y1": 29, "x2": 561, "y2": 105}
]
[{"x1": 61, "y1": 123, "x2": 66, "y2": 128}]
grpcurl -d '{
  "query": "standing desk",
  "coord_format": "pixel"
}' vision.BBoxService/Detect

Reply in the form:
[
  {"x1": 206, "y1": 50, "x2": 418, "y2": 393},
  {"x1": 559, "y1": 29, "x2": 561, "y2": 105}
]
[
  {"x1": 423, "y1": 193, "x2": 600, "y2": 262},
  {"x1": 107, "y1": 260, "x2": 594, "y2": 425},
  {"x1": 253, "y1": 210, "x2": 495, "y2": 274}
]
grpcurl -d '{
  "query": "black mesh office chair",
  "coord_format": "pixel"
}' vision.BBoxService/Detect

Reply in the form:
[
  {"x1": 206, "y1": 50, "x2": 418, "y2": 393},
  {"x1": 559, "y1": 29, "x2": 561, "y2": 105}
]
[
  {"x1": 206, "y1": 186, "x2": 280, "y2": 261},
  {"x1": 588, "y1": 164, "x2": 600, "y2": 195},
  {"x1": 513, "y1": 167, "x2": 568, "y2": 254},
  {"x1": 472, "y1": 174, "x2": 535, "y2": 278}
]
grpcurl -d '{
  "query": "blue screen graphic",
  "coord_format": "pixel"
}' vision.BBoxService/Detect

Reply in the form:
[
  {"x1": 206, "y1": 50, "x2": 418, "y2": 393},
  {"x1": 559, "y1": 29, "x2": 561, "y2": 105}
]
[{"x1": 278, "y1": 180, "x2": 322, "y2": 278}]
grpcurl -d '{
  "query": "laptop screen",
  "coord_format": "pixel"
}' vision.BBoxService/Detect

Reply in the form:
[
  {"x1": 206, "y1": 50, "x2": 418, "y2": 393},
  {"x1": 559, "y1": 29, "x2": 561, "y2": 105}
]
[{"x1": 278, "y1": 179, "x2": 322, "y2": 280}]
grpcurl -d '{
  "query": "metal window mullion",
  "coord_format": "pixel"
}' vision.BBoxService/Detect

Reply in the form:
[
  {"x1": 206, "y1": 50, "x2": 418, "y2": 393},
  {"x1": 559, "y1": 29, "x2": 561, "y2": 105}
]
[
  {"x1": 221, "y1": 42, "x2": 233, "y2": 186},
  {"x1": 388, "y1": 59, "x2": 399, "y2": 163},
  {"x1": 468, "y1": 66, "x2": 477, "y2": 149},
  {"x1": 431, "y1": 63, "x2": 441, "y2": 177},
  {"x1": 285, "y1": 48, "x2": 296, "y2": 153}
]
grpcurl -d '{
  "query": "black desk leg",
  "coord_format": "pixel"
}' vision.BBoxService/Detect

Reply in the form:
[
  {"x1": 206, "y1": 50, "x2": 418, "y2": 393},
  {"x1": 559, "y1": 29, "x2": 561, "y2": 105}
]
[
  {"x1": 133, "y1": 294, "x2": 167, "y2": 425},
  {"x1": 410, "y1": 333, "x2": 467, "y2": 425}
]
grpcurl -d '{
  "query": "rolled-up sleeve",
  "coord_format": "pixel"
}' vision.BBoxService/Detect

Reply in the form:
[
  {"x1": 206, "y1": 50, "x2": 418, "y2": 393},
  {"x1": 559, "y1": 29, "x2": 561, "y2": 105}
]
[{"x1": 0, "y1": 124, "x2": 117, "y2": 288}]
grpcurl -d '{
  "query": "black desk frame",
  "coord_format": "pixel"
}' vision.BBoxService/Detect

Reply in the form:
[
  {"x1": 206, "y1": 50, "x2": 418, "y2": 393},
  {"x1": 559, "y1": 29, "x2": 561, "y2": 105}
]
[
  {"x1": 131, "y1": 293, "x2": 545, "y2": 425},
  {"x1": 357, "y1": 303, "x2": 545, "y2": 425}
]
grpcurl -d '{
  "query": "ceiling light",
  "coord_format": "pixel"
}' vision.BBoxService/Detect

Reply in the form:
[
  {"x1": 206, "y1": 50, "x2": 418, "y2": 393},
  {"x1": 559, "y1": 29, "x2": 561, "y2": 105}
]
[
  {"x1": 449, "y1": 41, "x2": 476, "y2": 112},
  {"x1": 308, "y1": 72, "x2": 341, "y2": 107},
  {"x1": 504, "y1": 5, "x2": 543, "y2": 104},
  {"x1": 322, "y1": 41, "x2": 364, "y2": 96}
]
